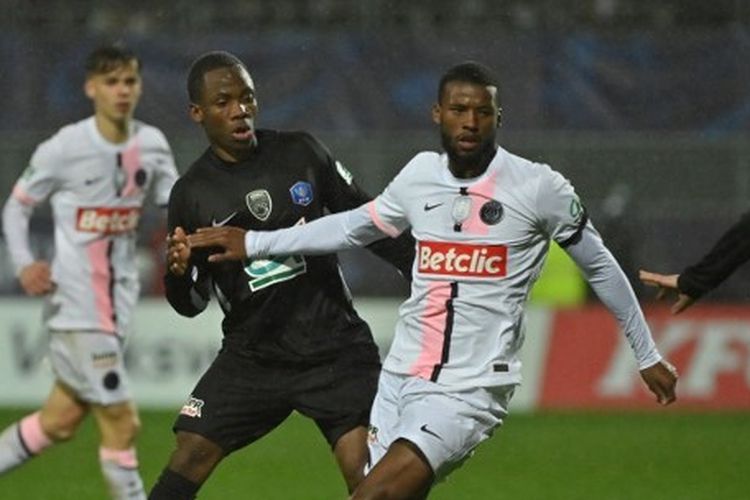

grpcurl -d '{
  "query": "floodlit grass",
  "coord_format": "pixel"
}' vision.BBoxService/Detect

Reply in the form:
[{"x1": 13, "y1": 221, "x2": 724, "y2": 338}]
[{"x1": 0, "y1": 409, "x2": 747, "y2": 499}]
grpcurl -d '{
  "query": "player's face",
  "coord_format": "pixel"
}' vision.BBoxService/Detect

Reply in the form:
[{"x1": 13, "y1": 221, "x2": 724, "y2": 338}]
[
  {"x1": 85, "y1": 60, "x2": 142, "y2": 126},
  {"x1": 432, "y1": 81, "x2": 499, "y2": 177},
  {"x1": 190, "y1": 65, "x2": 258, "y2": 163}
]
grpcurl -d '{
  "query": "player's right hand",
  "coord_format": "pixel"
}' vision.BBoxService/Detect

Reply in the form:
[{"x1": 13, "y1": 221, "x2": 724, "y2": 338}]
[
  {"x1": 640, "y1": 359, "x2": 678, "y2": 406},
  {"x1": 19, "y1": 261, "x2": 54, "y2": 296},
  {"x1": 639, "y1": 269, "x2": 695, "y2": 314},
  {"x1": 167, "y1": 226, "x2": 191, "y2": 276}
]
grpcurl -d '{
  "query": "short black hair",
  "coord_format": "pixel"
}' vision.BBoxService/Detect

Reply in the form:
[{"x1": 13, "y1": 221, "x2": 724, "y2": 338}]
[
  {"x1": 437, "y1": 61, "x2": 500, "y2": 105},
  {"x1": 85, "y1": 44, "x2": 140, "y2": 77},
  {"x1": 187, "y1": 51, "x2": 248, "y2": 103}
]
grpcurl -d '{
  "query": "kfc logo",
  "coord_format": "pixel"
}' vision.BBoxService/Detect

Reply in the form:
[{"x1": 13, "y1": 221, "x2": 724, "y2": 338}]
[
  {"x1": 76, "y1": 207, "x2": 141, "y2": 234},
  {"x1": 417, "y1": 241, "x2": 507, "y2": 278}
]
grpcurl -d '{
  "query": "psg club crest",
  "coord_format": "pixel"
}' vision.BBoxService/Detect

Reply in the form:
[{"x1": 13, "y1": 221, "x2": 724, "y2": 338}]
[
  {"x1": 480, "y1": 200, "x2": 504, "y2": 225},
  {"x1": 246, "y1": 189, "x2": 273, "y2": 221},
  {"x1": 289, "y1": 181, "x2": 314, "y2": 207}
]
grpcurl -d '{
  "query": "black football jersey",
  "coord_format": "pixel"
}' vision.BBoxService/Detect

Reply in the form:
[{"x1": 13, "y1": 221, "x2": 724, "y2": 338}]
[{"x1": 164, "y1": 130, "x2": 413, "y2": 363}]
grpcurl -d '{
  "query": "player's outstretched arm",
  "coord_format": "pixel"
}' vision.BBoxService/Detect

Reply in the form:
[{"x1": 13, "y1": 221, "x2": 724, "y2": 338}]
[
  {"x1": 640, "y1": 360, "x2": 678, "y2": 406},
  {"x1": 189, "y1": 205, "x2": 385, "y2": 262},
  {"x1": 638, "y1": 270, "x2": 695, "y2": 314}
]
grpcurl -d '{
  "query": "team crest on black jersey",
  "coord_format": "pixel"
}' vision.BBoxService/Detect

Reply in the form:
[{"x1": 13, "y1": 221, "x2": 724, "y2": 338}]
[
  {"x1": 290, "y1": 181, "x2": 313, "y2": 206},
  {"x1": 246, "y1": 189, "x2": 273, "y2": 221}
]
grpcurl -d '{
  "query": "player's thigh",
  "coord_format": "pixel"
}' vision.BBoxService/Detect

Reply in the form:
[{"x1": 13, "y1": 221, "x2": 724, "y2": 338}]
[
  {"x1": 294, "y1": 346, "x2": 380, "y2": 448},
  {"x1": 351, "y1": 438, "x2": 432, "y2": 500},
  {"x1": 48, "y1": 330, "x2": 132, "y2": 406},
  {"x1": 173, "y1": 349, "x2": 294, "y2": 454},
  {"x1": 382, "y1": 372, "x2": 515, "y2": 481}
]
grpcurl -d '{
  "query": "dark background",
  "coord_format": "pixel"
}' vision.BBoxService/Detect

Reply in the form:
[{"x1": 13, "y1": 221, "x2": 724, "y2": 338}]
[{"x1": 0, "y1": 0, "x2": 748, "y2": 301}]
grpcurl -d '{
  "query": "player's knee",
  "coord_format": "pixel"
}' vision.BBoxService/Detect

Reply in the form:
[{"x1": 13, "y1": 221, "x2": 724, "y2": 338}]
[
  {"x1": 40, "y1": 408, "x2": 87, "y2": 442},
  {"x1": 169, "y1": 432, "x2": 224, "y2": 477},
  {"x1": 40, "y1": 416, "x2": 79, "y2": 442}
]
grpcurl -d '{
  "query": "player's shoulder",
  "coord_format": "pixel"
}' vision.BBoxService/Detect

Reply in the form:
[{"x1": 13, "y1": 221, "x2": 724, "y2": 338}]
[
  {"x1": 46, "y1": 117, "x2": 90, "y2": 144},
  {"x1": 32, "y1": 117, "x2": 91, "y2": 161},
  {"x1": 401, "y1": 151, "x2": 442, "y2": 175},
  {"x1": 499, "y1": 147, "x2": 565, "y2": 186},
  {"x1": 132, "y1": 120, "x2": 171, "y2": 149},
  {"x1": 259, "y1": 129, "x2": 317, "y2": 148}
]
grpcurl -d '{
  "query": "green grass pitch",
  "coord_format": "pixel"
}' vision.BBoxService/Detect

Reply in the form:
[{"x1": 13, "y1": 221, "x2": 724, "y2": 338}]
[{"x1": 0, "y1": 409, "x2": 747, "y2": 499}]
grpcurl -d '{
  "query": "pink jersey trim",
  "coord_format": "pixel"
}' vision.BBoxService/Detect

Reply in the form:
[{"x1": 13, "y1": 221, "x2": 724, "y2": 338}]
[
  {"x1": 19, "y1": 412, "x2": 52, "y2": 454},
  {"x1": 120, "y1": 140, "x2": 141, "y2": 198},
  {"x1": 367, "y1": 200, "x2": 401, "y2": 238},
  {"x1": 99, "y1": 447, "x2": 139, "y2": 469},
  {"x1": 462, "y1": 170, "x2": 498, "y2": 235},
  {"x1": 87, "y1": 239, "x2": 116, "y2": 333},
  {"x1": 409, "y1": 280, "x2": 451, "y2": 378},
  {"x1": 12, "y1": 185, "x2": 38, "y2": 206}
]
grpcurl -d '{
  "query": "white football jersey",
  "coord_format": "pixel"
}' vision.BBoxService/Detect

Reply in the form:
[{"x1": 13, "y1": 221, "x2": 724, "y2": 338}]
[
  {"x1": 7, "y1": 117, "x2": 178, "y2": 335},
  {"x1": 368, "y1": 147, "x2": 590, "y2": 388},
  {"x1": 248, "y1": 145, "x2": 660, "y2": 389}
]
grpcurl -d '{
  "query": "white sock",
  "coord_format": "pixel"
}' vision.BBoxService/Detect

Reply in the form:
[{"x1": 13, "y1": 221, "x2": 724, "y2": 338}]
[
  {"x1": 0, "y1": 412, "x2": 53, "y2": 473},
  {"x1": 99, "y1": 447, "x2": 146, "y2": 500}
]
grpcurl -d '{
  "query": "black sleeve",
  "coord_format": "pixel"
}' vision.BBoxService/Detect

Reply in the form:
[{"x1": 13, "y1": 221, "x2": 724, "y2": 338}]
[
  {"x1": 677, "y1": 211, "x2": 750, "y2": 299},
  {"x1": 307, "y1": 133, "x2": 415, "y2": 281},
  {"x1": 163, "y1": 179, "x2": 211, "y2": 316}
]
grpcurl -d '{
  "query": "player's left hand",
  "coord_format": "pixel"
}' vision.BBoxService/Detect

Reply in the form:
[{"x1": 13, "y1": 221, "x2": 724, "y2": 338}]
[
  {"x1": 188, "y1": 226, "x2": 248, "y2": 262},
  {"x1": 639, "y1": 270, "x2": 696, "y2": 314},
  {"x1": 639, "y1": 360, "x2": 678, "y2": 406}
]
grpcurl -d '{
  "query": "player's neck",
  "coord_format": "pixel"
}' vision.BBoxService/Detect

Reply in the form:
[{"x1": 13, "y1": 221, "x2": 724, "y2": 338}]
[
  {"x1": 94, "y1": 115, "x2": 131, "y2": 144},
  {"x1": 448, "y1": 146, "x2": 496, "y2": 179}
]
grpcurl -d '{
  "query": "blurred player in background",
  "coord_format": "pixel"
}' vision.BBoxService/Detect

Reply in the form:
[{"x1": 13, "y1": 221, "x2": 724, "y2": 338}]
[
  {"x1": 0, "y1": 45, "x2": 178, "y2": 499},
  {"x1": 147, "y1": 51, "x2": 413, "y2": 499},
  {"x1": 189, "y1": 61, "x2": 678, "y2": 499},
  {"x1": 640, "y1": 212, "x2": 750, "y2": 313}
]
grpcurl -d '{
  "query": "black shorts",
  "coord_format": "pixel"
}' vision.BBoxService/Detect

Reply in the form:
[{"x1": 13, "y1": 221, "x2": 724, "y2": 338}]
[{"x1": 173, "y1": 345, "x2": 380, "y2": 454}]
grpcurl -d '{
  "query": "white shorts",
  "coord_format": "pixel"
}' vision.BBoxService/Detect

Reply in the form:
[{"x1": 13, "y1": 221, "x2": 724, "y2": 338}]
[
  {"x1": 367, "y1": 370, "x2": 515, "y2": 481},
  {"x1": 48, "y1": 330, "x2": 132, "y2": 406}
]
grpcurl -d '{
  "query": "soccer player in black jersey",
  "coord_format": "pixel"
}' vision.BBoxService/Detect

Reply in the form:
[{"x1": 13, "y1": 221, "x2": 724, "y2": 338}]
[{"x1": 148, "y1": 52, "x2": 414, "y2": 499}]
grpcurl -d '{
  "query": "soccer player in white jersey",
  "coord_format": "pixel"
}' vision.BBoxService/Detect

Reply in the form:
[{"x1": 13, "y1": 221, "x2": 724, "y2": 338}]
[
  {"x1": 187, "y1": 61, "x2": 678, "y2": 499},
  {"x1": 0, "y1": 45, "x2": 178, "y2": 499}
]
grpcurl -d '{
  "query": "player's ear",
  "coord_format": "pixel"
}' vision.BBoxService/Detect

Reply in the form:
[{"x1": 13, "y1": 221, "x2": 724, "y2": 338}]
[
  {"x1": 496, "y1": 107, "x2": 503, "y2": 127},
  {"x1": 189, "y1": 103, "x2": 203, "y2": 124},
  {"x1": 431, "y1": 103, "x2": 441, "y2": 125},
  {"x1": 84, "y1": 78, "x2": 96, "y2": 100}
]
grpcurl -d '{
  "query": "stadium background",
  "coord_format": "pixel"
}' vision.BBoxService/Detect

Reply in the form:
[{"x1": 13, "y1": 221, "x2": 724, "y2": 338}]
[{"x1": 0, "y1": 1, "x2": 748, "y2": 498}]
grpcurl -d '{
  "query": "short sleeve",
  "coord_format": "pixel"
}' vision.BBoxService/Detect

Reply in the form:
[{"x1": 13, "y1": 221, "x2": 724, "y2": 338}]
[
  {"x1": 536, "y1": 167, "x2": 588, "y2": 247},
  {"x1": 12, "y1": 137, "x2": 62, "y2": 206}
]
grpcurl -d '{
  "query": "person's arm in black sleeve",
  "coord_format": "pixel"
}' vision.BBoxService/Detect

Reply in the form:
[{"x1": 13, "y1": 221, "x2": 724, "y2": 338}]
[
  {"x1": 308, "y1": 133, "x2": 415, "y2": 280},
  {"x1": 163, "y1": 180, "x2": 212, "y2": 317},
  {"x1": 677, "y1": 211, "x2": 750, "y2": 299},
  {"x1": 640, "y1": 211, "x2": 750, "y2": 314}
]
